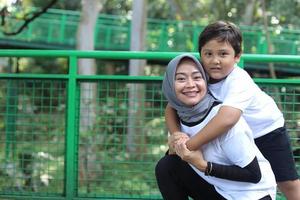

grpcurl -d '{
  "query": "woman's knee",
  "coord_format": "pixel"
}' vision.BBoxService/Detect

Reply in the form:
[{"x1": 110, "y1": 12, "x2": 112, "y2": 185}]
[{"x1": 155, "y1": 155, "x2": 180, "y2": 178}]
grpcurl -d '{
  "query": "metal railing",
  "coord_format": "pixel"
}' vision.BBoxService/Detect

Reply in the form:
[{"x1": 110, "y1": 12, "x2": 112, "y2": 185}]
[{"x1": 0, "y1": 50, "x2": 299, "y2": 200}]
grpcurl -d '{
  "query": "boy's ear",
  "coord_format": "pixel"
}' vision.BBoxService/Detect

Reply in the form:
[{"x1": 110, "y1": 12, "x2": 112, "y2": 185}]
[{"x1": 235, "y1": 53, "x2": 242, "y2": 63}]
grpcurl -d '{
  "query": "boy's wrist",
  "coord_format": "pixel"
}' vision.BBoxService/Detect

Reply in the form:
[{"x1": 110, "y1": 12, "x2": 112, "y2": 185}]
[{"x1": 186, "y1": 139, "x2": 199, "y2": 151}]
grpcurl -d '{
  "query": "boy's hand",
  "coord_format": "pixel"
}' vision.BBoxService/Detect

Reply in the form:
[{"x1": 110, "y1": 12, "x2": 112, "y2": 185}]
[{"x1": 168, "y1": 132, "x2": 189, "y2": 147}]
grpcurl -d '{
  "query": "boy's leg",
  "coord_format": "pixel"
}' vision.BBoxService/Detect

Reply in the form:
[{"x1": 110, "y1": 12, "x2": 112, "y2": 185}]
[
  {"x1": 255, "y1": 126, "x2": 300, "y2": 200},
  {"x1": 277, "y1": 180, "x2": 300, "y2": 200},
  {"x1": 155, "y1": 154, "x2": 226, "y2": 200}
]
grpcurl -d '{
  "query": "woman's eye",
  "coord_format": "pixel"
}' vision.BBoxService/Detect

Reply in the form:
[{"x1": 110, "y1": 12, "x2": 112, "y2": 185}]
[
  {"x1": 176, "y1": 77, "x2": 185, "y2": 81},
  {"x1": 194, "y1": 76, "x2": 203, "y2": 80}
]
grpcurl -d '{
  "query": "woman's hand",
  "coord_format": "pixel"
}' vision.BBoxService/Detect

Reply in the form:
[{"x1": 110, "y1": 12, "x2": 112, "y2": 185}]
[
  {"x1": 168, "y1": 131, "x2": 189, "y2": 154},
  {"x1": 175, "y1": 140, "x2": 207, "y2": 172}
]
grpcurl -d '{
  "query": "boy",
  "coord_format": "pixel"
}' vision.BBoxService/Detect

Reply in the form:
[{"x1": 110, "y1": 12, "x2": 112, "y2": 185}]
[{"x1": 165, "y1": 21, "x2": 300, "y2": 199}]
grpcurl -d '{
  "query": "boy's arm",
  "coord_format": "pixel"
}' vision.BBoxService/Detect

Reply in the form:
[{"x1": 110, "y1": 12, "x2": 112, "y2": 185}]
[
  {"x1": 165, "y1": 104, "x2": 190, "y2": 154},
  {"x1": 186, "y1": 106, "x2": 242, "y2": 151},
  {"x1": 165, "y1": 103, "x2": 180, "y2": 133}
]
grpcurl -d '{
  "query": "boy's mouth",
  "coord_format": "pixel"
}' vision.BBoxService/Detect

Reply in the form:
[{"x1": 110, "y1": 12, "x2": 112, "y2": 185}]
[{"x1": 209, "y1": 67, "x2": 221, "y2": 71}]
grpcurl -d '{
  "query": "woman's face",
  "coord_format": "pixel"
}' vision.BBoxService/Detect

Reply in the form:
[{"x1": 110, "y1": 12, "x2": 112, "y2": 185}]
[{"x1": 174, "y1": 59, "x2": 207, "y2": 107}]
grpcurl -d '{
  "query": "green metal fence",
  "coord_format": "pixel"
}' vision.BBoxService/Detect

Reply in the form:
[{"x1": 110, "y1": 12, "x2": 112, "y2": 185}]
[
  {"x1": 2, "y1": 7, "x2": 300, "y2": 56},
  {"x1": 0, "y1": 50, "x2": 299, "y2": 200}
]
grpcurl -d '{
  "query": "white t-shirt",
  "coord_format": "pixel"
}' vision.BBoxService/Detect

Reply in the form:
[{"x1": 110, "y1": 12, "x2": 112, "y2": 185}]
[
  {"x1": 181, "y1": 104, "x2": 276, "y2": 200},
  {"x1": 209, "y1": 66, "x2": 284, "y2": 138}
]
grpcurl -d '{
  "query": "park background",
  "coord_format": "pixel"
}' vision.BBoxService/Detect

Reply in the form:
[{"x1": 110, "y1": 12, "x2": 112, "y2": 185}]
[{"x1": 0, "y1": 0, "x2": 300, "y2": 199}]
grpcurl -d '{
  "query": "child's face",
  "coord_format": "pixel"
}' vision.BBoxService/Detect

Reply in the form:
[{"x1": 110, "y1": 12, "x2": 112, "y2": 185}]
[
  {"x1": 200, "y1": 39, "x2": 241, "y2": 83},
  {"x1": 174, "y1": 60, "x2": 207, "y2": 107}
]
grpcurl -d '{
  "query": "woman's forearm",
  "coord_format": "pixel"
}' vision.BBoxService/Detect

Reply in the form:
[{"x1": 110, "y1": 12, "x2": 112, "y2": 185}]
[{"x1": 205, "y1": 157, "x2": 261, "y2": 183}]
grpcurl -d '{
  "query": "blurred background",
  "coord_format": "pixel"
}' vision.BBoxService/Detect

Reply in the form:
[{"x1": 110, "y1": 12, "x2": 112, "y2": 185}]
[{"x1": 0, "y1": 1, "x2": 299, "y2": 199}]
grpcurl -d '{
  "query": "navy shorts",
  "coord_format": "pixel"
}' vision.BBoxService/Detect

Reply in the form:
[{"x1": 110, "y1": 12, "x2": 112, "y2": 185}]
[{"x1": 255, "y1": 126, "x2": 299, "y2": 182}]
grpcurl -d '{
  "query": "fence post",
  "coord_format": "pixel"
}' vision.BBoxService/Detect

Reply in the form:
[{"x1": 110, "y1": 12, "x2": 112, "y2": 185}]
[{"x1": 65, "y1": 56, "x2": 78, "y2": 199}]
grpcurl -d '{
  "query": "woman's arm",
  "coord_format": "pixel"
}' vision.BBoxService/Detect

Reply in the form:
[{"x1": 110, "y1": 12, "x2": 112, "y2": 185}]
[
  {"x1": 175, "y1": 142, "x2": 261, "y2": 183},
  {"x1": 207, "y1": 157, "x2": 261, "y2": 183}
]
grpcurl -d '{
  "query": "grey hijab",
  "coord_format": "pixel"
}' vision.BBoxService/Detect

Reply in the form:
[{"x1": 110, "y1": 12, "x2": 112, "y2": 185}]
[{"x1": 162, "y1": 53, "x2": 220, "y2": 123}]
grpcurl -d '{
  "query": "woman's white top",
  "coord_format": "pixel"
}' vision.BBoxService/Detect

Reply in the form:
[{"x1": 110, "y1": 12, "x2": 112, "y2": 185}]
[{"x1": 181, "y1": 104, "x2": 277, "y2": 200}]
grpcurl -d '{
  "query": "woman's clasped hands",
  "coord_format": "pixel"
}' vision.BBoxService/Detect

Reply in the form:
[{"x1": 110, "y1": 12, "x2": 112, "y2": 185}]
[{"x1": 168, "y1": 132, "x2": 208, "y2": 172}]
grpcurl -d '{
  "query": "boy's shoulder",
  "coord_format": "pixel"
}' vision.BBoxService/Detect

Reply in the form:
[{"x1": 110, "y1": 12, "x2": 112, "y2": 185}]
[
  {"x1": 230, "y1": 66, "x2": 250, "y2": 76},
  {"x1": 209, "y1": 67, "x2": 256, "y2": 92},
  {"x1": 227, "y1": 66, "x2": 253, "y2": 82},
  {"x1": 217, "y1": 66, "x2": 257, "y2": 92}
]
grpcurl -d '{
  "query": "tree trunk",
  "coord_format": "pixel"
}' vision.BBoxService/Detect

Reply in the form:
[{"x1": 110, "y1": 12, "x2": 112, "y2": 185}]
[
  {"x1": 77, "y1": 0, "x2": 103, "y2": 132},
  {"x1": 127, "y1": 0, "x2": 147, "y2": 153},
  {"x1": 261, "y1": 0, "x2": 282, "y2": 110},
  {"x1": 76, "y1": 0, "x2": 105, "y2": 193},
  {"x1": 242, "y1": 0, "x2": 256, "y2": 25},
  {"x1": 261, "y1": 0, "x2": 277, "y2": 79}
]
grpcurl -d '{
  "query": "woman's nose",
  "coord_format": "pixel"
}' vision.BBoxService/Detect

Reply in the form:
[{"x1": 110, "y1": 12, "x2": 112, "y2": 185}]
[{"x1": 186, "y1": 78, "x2": 195, "y2": 87}]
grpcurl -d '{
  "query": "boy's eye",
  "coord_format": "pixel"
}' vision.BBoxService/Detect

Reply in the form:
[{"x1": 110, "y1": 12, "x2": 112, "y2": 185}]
[{"x1": 220, "y1": 52, "x2": 229, "y2": 57}]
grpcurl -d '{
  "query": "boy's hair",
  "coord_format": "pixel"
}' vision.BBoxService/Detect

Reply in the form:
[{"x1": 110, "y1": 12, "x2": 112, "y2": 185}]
[{"x1": 198, "y1": 21, "x2": 242, "y2": 56}]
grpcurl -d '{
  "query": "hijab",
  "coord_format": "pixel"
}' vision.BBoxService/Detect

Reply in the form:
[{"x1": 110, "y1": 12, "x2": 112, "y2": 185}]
[{"x1": 162, "y1": 53, "x2": 220, "y2": 124}]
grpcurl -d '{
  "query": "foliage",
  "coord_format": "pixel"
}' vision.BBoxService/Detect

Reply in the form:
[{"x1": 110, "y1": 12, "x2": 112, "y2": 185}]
[
  {"x1": 1, "y1": 1, "x2": 300, "y2": 199},
  {"x1": 3, "y1": 0, "x2": 300, "y2": 30},
  {"x1": 75, "y1": 80, "x2": 166, "y2": 196}
]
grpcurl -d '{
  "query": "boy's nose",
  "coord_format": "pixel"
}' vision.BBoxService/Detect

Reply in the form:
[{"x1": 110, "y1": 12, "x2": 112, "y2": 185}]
[{"x1": 213, "y1": 57, "x2": 220, "y2": 64}]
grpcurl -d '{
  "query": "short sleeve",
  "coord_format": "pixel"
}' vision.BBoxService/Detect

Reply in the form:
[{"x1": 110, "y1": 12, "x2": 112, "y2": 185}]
[{"x1": 221, "y1": 70, "x2": 254, "y2": 112}]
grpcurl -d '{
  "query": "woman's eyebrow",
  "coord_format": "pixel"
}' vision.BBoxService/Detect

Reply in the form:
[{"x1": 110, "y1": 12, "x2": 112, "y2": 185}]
[
  {"x1": 192, "y1": 71, "x2": 201, "y2": 75},
  {"x1": 175, "y1": 72, "x2": 186, "y2": 76},
  {"x1": 175, "y1": 71, "x2": 202, "y2": 78}
]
